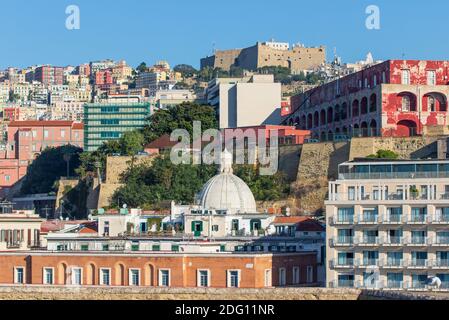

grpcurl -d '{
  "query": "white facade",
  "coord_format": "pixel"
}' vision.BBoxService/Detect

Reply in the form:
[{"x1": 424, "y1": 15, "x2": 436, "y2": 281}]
[
  {"x1": 206, "y1": 75, "x2": 282, "y2": 129},
  {"x1": 326, "y1": 159, "x2": 449, "y2": 291}
]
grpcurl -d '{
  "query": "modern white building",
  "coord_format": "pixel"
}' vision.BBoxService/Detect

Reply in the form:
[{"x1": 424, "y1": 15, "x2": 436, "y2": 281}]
[
  {"x1": 326, "y1": 158, "x2": 449, "y2": 291},
  {"x1": 205, "y1": 75, "x2": 282, "y2": 129}
]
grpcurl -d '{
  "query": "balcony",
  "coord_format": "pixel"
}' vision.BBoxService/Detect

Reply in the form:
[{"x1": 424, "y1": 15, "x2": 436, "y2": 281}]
[
  {"x1": 431, "y1": 238, "x2": 449, "y2": 247},
  {"x1": 356, "y1": 259, "x2": 380, "y2": 268},
  {"x1": 328, "y1": 216, "x2": 354, "y2": 226},
  {"x1": 432, "y1": 215, "x2": 449, "y2": 224},
  {"x1": 406, "y1": 282, "x2": 428, "y2": 291},
  {"x1": 407, "y1": 215, "x2": 430, "y2": 225},
  {"x1": 381, "y1": 237, "x2": 404, "y2": 246},
  {"x1": 335, "y1": 280, "x2": 355, "y2": 288},
  {"x1": 431, "y1": 259, "x2": 449, "y2": 269},
  {"x1": 405, "y1": 236, "x2": 429, "y2": 246},
  {"x1": 379, "y1": 259, "x2": 404, "y2": 269},
  {"x1": 358, "y1": 214, "x2": 379, "y2": 225},
  {"x1": 407, "y1": 259, "x2": 429, "y2": 269},
  {"x1": 329, "y1": 237, "x2": 354, "y2": 247},
  {"x1": 330, "y1": 259, "x2": 354, "y2": 269},
  {"x1": 382, "y1": 214, "x2": 405, "y2": 224},
  {"x1": 384, "y1": 281, "x2": 405, "y2": 290},
  {"x1": 355, "y1": 236, "x2": 380, "y2": 246}
]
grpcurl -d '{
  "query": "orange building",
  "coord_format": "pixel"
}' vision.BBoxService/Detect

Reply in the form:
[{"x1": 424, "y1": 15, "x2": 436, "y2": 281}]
[{"x1": 0, "y1": 251, "x2": 317, "y2": 288}]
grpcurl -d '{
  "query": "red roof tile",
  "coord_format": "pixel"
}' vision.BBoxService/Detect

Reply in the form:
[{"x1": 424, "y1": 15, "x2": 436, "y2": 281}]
[{"x1": 9, "y1": 121, "x2": 77, "y2": 128}]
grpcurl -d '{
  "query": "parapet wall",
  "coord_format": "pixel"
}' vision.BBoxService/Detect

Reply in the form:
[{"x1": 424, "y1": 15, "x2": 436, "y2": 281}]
[{"x1": 0, "y1": 286, "x2": 445, "y2": 300}]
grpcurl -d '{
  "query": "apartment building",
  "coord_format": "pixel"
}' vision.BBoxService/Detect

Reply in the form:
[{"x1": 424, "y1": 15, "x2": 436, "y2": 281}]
[
  {"x1": 0, "y1": 121, "x2": 84, "y2": 195},
  {"x1": 33, "y1": 66, "x2": 64, "y2": 86},
  {"x1": 83, "y1": 102, "x2": 151, "y2": 151},
  {"x1": 326, "y1": 158, "x2": 449, "y2": 291}
]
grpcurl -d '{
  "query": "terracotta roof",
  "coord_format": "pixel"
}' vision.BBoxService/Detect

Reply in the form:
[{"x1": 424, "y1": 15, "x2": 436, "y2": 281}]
[
  {"x1": 79, "y1": 225, "x2": 98, "y2": 234},
  {"x1": 9, "y1": 121, "x2": 77, "y2": 128},
  {"x1": 273, "y1": 216, "x2": 325, "y2": 232},
  {"x1": 72, "y1": 123, "x2": 84, "y2": 130}
]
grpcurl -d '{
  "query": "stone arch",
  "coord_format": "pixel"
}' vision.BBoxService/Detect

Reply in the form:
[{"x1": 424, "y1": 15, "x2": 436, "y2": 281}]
[
  {"x1": 57, "y1": 262, "x2": 68, "y2": 285},
  {"x1": 353, "y1": 123, "x2": 360, "y2": 137},
  {"x1": 397, "y1": 119, "x2": 418, "y2": 137},
  {"x1": 342, "y1": 126, "x2": 348, "y2": 135},
  {"x1": 144, "y1": 264, "x2": 156, "y2": 286},
  {"x1": 313, "y1": 111, "x2": 319, "y2": 127},
  {"x1": 397, "y1": 92, "x2": 417, "y2": 112},
  {"x1": 115, "y1": 262, "x2": 126, "y2": 286},
  {"x1": 320, "y1": 131, "x2": 326, "y2": 141},
  {"x1": 334, "y1": 104, "x2": 341, "y2": 122},
  {"x1": 320, "y1": 109, "x2": 326, "y2": 126},
  {"x1": 423, "y1": 92, "x2": 447, "y2": 112},
  {"x1": 328, "y1": 130, "x2": 334, "y2": 141},
  {"x1": 361, "y1": 97, "x2": 368, "y2": 115},
  {"x1": 307, "y1": 114, "x2": 313, "y2": 129},
  {"x1": 369, "y1": 119, "x2": 377, "y2": 137},
  {"x1": 86, "y1": 262, "x2": 97, "y2": 285},
  {"x1": 327, "y1": 107, "x2": 333, "y2": 124},
  {"x1": 369, "y1": 93, "x2": 377, "y2": 113},
  {"x1": 300, "y1": 115, "x2": 306, "y2": 129},
  {"x1": 341, "y1": 102, "x2": 348, "y2": 120},
  {"x1": 352, "y1": 100, "x2": 360, "y2": 117},
  {"x1": 360, "y1": 122, "x2": 368, "y2": 137}
]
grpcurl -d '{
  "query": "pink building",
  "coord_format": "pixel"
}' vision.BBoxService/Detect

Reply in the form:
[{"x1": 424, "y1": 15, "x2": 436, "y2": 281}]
[{"x1": 0, "y1": 121, "x2": 84, "y2": 195}]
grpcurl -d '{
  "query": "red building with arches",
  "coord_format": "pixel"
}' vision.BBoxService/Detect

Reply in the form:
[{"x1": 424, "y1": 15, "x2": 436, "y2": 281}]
[{"x1": 288, "y1": 60, "x2": 449, "y2": 140}]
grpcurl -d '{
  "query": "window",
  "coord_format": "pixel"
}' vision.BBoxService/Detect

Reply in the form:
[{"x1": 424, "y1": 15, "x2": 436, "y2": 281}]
[
  {"x1": 102, "y1": 244, "x2": 109, "y2": 251},
  {"x1": 5, "y1": 175, "x2": 10, "y2": 182},
  {"x1": 43, "y1": 268, "x2": 54, "y2": 285},
  {"x1": 401, "y1": 70, "x2": 410, "y2": 85},
  {"x1": 227, "y1": 270, "x2": 240, "y2": 288},
  {"x1": 159, "y1": 269, "x2": 170, "y2": 287},
  {"x1": 61, "y1": 129, "x2": 66, "y2": 138},
  {"x1": 382, "y1": 71, "x2": 386, "y2": 83},
  {"x1": 306, "y1": 266, "x2": 314, "y2": 283},
  {"x1": 129, "y1": 269, "x2": 140, "y2": 286},
  {"x1": 152, "y1": 245, "x2": 160, "y2": 251},
  {"x1": 402, "y1": 96, "x2": 411, "y2": 111},
  {"x1": 44, "y1": 130, "x2": 49, "y2": 138},
  {"x1": 171, "y1": 245, "x2": 179, "y2": 252},
  {"x1": 14, "y1": 267, "x2": 24, "y2": 284},
  {"x1": 197, "y1": 270, "x2": 209, "y2": 287},
  {"x1": 292, "y1": 267, "x2": 300, "y2": 285},
  {"x1": 80, "y1": 244, "x2": 88, "y2": 251},
  {"x1": 71, "y1": 267, "x2": 82, "y2": 285},
  {"x1": 427, "y1": 70, "x2": 436, "y2": 85},
  {"x1": 265, "y1": 269, "x2": 272, "y2": 287},
  {"x1": 279, "y1": 268, "x2": 286, "y2": 286},
  {"x1": 100, "y1": 269, "x2": 111, "y2": 285},
  {"x1": 373, "y1": 75, "x2": 377, "y2": 87},
  {"x1": 428, "y1": 96, "x2": 436, "y2": 112},
  {"x1": 32, "y1": 130, "x2": 37, "y2": 138},
  {"x1": 212, "y1": 225, "x2": 219, "y2": 232}
]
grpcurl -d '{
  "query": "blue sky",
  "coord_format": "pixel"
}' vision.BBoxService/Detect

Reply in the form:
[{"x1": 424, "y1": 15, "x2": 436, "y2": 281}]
[{"x1": 1, "y1": 0, "x2": 448, "y2": 69}]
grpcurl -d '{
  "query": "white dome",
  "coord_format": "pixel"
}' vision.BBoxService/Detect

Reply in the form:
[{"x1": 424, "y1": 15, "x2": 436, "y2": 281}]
[{"x1": 196, "y1": 150, "x2": 257, "y2": 213}]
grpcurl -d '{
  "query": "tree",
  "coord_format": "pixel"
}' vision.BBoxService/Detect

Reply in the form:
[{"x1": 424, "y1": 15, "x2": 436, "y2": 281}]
[
  {"x1": 120, "y1": 131, "x2": 144, "y2": 156},
  {"x1": 21, "y1": 145, "x2": 82, "y2": 195},
  {"x1": 173, "y1": 64, "x2": 198, "y2": 78},
  {"x1": 367, "y1": 149, "x2": 399, "y2": 159},
  {"x1": 142, "y1": 102, "x2": 218, "y2": 144},
  {"x1": 136, "y1": 62, "x2": 147, "y2": 73}
]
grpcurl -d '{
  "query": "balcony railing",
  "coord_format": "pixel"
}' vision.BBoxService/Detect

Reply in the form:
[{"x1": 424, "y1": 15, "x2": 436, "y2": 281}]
[
  {"x1": 359, "y1": 214, "x2": 379, "y2": 224},
  {"x1": 330, "y1": 259, "x2": 354, "y2": 268},
  {"x1": 385, "y1": 281, "x2": 405, "y2": 289},
  {"x1": 432, "y1": 259, "x2": 449, "y2": 268},
  {"x1": 330, "y1": 237, "x2": 354, "y2": 247},
  {"x1": 407, "y1": 282, "x2": 428, "y2": 290},
  {"x1": 357, "y1": 259, "x2": 380, "y2": 267},
  {"x1": 433, "y1": 238, "x2": 449, "y2": 246},
  {"x1": 406, "y1": 236, "x2": 429, "y2": 246},
  {"x1": 337, "y1": 280, "x2": 355, "y2": 288},
  {"x1": 328, "y1": 191, "x2": 449, "y2": 202},
  {"x1": 355, "y1": 236, "x2": 380, "y2": 245},
  {"x1": 382, "y1": 237, "x2": 404, "y2": 245},
  {"x1": 380, "y1": 259, "x2": 404, "y2": 268},
  {"x1": 383, "y1": 215, "x2": 404, "y2": 224},
  {"x1": 408, "y1": 216, "x2": 430, "y2": 224},
  {"x1": 408, "y1": 259, "x2": 429, "y2": 268},
  {"x1": 433, "y1": 215, "x2": 449, "y2": 224},
  {"x1": 329, "y1": 216, "x2": 354, "y2": 225}
]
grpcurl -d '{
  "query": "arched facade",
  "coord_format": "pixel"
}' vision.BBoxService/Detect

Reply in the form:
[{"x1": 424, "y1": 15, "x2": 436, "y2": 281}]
[
  {"x1": 352, "y1": 100, "x2": 359, "y2": 117},
  {"x1": 115, "y1": 263, "x2": 126, "y2": 286},
  {"x1": 423, "y1": 92, "x2": 447, "y2": 112},
  {"x1": 360, "y1": 97, "x2": 368, "y2": 115},
  {"x1": 369, "y1": 94, "x2": 377, "y2": 113},
  {"x1": 397, "y1": 119, "x2": 418, "y2": 137},
  {"x1": 397, "y1": 92, "x2": 417, "y2": 112}
]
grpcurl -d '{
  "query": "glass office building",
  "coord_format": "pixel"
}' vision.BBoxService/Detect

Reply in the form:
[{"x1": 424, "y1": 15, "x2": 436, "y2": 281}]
[{"x1": 84, "y1": 102, "x2": 151, "y2": 151}]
